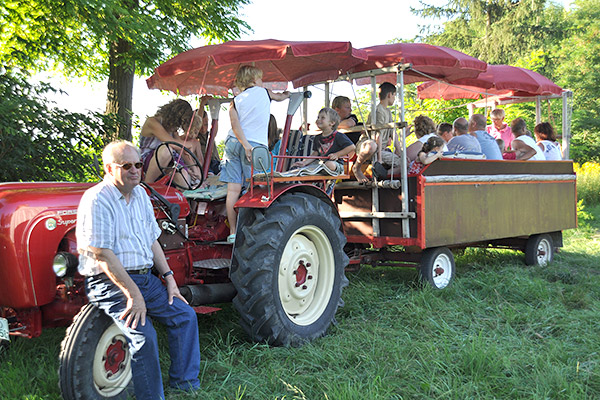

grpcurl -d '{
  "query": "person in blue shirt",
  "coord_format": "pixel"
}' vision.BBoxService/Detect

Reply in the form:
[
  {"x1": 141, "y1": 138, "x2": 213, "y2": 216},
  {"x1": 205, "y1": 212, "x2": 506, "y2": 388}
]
[{"x1": 469, "y1": 114, "x2": 503, "y2": 160}]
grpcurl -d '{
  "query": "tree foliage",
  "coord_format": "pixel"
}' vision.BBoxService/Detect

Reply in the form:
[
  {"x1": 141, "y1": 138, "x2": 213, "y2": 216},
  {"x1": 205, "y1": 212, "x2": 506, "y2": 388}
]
[
  {"x1": 412, "y1": 0, "x2": 569, "y2": 65},
  {"x1": 0, "y1": 0, "x2": 250, "y2": 140},
  {"x1": 0, "y1": 72, "x2": 119, "y2": 182},
  {"x1": 0, "y1": 0, "x2": 250, "y2": 78}
]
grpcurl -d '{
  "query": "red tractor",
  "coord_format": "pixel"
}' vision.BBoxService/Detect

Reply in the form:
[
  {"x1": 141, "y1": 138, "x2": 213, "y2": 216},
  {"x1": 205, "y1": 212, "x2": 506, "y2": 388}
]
[{"x1": 0, "y1": 91, "x2": 350, "y2": 399}]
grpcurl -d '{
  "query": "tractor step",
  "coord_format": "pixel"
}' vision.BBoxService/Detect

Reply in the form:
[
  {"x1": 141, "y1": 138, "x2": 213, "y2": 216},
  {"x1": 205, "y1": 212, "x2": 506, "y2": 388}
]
[{"x1": 192, "y1": 258, "x2": 231, "y2": 270}]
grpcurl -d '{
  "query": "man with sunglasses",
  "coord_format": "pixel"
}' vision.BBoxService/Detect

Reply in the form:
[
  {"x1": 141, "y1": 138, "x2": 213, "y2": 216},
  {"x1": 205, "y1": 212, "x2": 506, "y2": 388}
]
[{"x1": 76, "y1": 140, "x2": 200, "y2": 399}]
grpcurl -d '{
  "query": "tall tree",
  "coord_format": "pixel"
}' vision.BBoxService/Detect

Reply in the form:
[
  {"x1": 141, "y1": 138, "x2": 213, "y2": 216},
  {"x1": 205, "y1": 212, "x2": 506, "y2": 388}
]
[
  {"x1": 412, "y1": 0, "x2": 568, "y2": 65},
  {"x1": 0, "y1": 0, "x2": 249, "y2": 140}
]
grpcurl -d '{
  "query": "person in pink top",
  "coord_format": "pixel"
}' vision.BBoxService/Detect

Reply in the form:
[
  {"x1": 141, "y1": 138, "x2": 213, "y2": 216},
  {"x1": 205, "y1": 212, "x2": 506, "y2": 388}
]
[{"x1": 487, "y1": 108, "x2": 514, "y2": 151}]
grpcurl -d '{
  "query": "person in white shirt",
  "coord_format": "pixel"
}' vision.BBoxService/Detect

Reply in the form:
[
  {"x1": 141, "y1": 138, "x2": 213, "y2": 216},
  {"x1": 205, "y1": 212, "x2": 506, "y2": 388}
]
[
  {"x1": 511, "y1": 118, "x2": 546, "y2": 161},
  {"x1": 534, "y1": 122, "x2": 562, "y2": 160}
]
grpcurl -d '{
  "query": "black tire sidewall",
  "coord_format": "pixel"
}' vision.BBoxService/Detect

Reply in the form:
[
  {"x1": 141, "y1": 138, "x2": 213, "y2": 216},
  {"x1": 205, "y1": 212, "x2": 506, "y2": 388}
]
[
  {"x1": 420, "y1": 247, "x2": 455, "y2": 289},
  {"x1": 269, "y1": 206, "x2": 346, "y2": 340},
  {"x1": 525, "y1": 234, "x2": 554, "y2": 266},
  {"x1": 59, "y1": 304, "x2": 132, "y2": 400}
]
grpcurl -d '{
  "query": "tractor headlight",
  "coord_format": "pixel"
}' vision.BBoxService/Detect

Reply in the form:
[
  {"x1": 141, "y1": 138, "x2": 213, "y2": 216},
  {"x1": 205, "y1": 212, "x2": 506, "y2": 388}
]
[{"x1": 53, "y1": 252, "x2": 78, "y2": 278}]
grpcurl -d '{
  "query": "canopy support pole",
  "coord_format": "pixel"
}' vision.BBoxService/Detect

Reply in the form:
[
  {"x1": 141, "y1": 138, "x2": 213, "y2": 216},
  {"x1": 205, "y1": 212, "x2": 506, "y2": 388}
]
[
  {"x1": 370, "y1": 75, "x2": 380, "y2": 238},
  {"x1": 398, "y1": 66, "x2": 410, "y2": 238},
  {"x1": 536, "y1": 96, "x2": 542, "y2": 125},
  {"x1": 562, "y1": 90, "x2": 572, "y2": 160}
]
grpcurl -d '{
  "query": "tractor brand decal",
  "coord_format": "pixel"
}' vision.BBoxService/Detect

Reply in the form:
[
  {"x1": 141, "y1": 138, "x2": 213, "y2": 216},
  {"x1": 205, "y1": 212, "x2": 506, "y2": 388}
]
[
  {"x1": 45, "y1": 218, "x2": 57, "y2": 231},
  {"x1": 57, "y1": 219, "x2": 76, "y2": 227},
  {"x1": 57, "y1": 210, "x2": 78, "y2": 216}
]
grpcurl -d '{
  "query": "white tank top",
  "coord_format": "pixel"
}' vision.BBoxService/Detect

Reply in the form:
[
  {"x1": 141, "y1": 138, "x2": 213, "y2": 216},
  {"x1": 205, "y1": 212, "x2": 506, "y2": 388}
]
[
  {"x1": 228, "y1": 86, "x2": 271, "y2": 146},
  {"x1": 514, "y1": 135, "x2": 546, "y2": 160},
  {"x1": 538, "y1": 140, "x2": 562, "y2": 160}
]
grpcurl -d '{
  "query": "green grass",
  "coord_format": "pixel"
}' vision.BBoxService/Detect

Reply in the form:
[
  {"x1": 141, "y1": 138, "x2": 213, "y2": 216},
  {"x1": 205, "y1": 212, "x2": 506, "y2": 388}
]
[{"x1": 2, "y1": 206, "x2": 600, "y2": 400}]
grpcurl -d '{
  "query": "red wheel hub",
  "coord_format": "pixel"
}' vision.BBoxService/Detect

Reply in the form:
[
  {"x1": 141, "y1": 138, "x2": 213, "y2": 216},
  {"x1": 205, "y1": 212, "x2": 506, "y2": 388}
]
[
  {"x1": 295, "y1": 260, "x2": 308, "y2": 287},
  {"x1": 104, "y1": 339, "x2": 126, "y2": 375},
  {"x1": 434, "y1": 267, "x2": 444, "y2": 277}
]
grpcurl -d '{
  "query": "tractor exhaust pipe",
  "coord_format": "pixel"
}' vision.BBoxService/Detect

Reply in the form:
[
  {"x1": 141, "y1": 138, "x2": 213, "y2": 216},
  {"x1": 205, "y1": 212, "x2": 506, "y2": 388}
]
[{"x1": 179, "y1": 283, "x2": 237, "y2": 306}]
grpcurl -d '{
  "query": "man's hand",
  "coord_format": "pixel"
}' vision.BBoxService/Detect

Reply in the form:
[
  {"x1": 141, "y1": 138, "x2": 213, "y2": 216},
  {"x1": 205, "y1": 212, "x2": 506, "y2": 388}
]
[
  {"x1": 120, "y1": 291, "x2": 147, "y2": 329},
  {"x1": 165, "y1": 277, "x2": 188, "y2": 305}
]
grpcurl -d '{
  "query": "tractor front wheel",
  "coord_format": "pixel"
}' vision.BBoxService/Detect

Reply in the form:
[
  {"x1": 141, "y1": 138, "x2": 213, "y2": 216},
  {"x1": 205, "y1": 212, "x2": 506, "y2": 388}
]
[{"x1": 59, "y1": 303, "x2": 133, "y2": 400}]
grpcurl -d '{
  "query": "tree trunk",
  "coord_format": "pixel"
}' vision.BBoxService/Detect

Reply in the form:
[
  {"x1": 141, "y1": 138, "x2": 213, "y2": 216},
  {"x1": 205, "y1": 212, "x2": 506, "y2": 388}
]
[{"x1": 106, "y1": 38, "x2": 135, "y2": 141}]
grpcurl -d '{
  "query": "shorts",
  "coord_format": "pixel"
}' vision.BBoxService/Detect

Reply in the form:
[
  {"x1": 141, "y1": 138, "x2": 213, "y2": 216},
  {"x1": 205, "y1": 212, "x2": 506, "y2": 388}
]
[
  {"x1": 219, "y1": 136, "x2": 262, "y2": 185},
  {"x1": 380, "y1": 149, "x2": 402, "y2": 169}
]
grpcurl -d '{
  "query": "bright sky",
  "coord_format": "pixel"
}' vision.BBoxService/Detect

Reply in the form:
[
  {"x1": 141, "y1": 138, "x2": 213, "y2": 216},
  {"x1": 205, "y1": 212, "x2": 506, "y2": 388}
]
[{"x1": 44, "y1": 0, "x2": 571, "y2": 140}]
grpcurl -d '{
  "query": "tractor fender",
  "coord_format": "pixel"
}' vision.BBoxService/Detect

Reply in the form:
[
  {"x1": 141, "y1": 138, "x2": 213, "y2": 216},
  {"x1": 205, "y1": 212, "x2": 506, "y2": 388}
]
[{"x1": 236, "y1": 183, "x2": 340, "y2": 217}]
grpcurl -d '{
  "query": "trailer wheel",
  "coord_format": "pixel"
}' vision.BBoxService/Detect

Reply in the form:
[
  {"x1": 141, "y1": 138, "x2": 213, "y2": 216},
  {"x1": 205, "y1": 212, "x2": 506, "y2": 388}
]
[
  {"x1": 419, "y1": 247, "x2": 455, "y2": 289},
  {"x1": 231, "y1": 193, "x2": 349, "y2": 347},
  {"x1": 525, "y1": 234, "x2": 554, "y2": 266},
  {"x1": 59, "y1": 303, "x2": 133, "y2": 400}
]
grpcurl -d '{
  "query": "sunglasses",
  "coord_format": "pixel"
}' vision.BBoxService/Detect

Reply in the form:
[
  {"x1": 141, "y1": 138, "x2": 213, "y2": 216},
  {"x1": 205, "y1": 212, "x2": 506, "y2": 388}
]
[{"x1": 113, "y1": 162, "x2": 143, "y2": 170}]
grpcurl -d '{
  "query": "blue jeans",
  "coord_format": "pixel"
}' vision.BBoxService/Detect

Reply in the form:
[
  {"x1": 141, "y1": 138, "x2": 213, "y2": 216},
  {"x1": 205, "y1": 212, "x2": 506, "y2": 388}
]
[{"x1": 86, "y1": 271, "x2": 201, "y2": 400}]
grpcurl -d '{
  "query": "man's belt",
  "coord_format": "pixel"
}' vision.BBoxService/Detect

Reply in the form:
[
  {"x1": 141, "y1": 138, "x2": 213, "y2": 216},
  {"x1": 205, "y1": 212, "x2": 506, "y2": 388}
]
[{"x1": 128, "y1": 267, "x2": 150, "y2": 275}]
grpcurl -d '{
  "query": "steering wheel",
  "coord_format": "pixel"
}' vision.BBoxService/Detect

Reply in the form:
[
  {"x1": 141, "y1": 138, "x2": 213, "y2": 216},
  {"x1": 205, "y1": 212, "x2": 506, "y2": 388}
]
[{"x1": 154, "y1": 141, "x2": 204, "y2": 190}]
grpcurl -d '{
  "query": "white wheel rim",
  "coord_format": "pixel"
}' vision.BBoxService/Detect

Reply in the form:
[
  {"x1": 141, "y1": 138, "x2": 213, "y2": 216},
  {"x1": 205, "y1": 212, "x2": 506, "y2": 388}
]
[
  {"x1": 278, "y1": 225, "x2": 335, "y2": 326},
  {"x1": 431, "y1": 253, "x2": 453, "y2": 289},
  {"x1": 92, "y1": 323, "x2": 132, "y2": 397},
  {"x1": 537, "y1": 239, "x2": 552, "y2": 266}
]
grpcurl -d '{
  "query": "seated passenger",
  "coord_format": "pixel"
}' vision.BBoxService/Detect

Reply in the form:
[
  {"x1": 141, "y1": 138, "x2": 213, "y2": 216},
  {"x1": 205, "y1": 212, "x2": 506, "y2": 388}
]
[
  {"x1": 469, "y1": 114, "x2": 503, "y2": 160},
  {"x1": 195, "y1": 97, "x2": 221, "y2": 175},
  {"x1": 511, "y1": 118, "x2": 546, "y2": 160},
  {"x1": 487, "y1": 108, "x2": 514, "y2": 151},
  {"x1": 534, "y1": 122, "x2": 562, "y2": 160},
  {"x1": 406, "y1": 115, "x2": 438, "y2": 162},
  {"x1": 268, "y1": 114, "x2": 283, "y2": 171},
  {"x1": 408, "y1": 136, "x2": 445, "y2": 174},
  {"x1": 292, "y1": 108, "x2": 355, "y2": 175},
  {"x1": 332, "y1": 96, "x2": 359, "y2": 130},
  {"x1": 447, "y1": 117, "x2": 482, "y2": 154},
  {"x1": 140, "y1": 99, "x2": 205, "y2": 186},
  {"x1": 352, "y1": 82, "x2": 402, "y2": 182},
  {"x1": 437, "y1": 122, "x2": 454, "y2": 144}
]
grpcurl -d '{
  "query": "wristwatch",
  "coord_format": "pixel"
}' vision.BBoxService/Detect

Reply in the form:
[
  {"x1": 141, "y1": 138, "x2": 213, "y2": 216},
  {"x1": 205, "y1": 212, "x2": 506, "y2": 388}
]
[{"x1": 161, "y1": 270, "x2": 174, "y2": 279}]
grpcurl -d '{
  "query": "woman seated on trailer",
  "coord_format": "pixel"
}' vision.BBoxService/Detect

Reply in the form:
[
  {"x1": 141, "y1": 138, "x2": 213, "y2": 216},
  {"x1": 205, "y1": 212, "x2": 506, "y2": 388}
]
[
  {"x1": 407, "y1": 115, "x2": 448, "y2": 162},
  {"x1": 408, "y1": 135, "x2": 445, "y2": 174},
  {"x1": 140, "y1": 99, "x2": 205, "y2": 187},
  {"x1": 534, "y1": 122, "x2": 562, "y2": 160}
]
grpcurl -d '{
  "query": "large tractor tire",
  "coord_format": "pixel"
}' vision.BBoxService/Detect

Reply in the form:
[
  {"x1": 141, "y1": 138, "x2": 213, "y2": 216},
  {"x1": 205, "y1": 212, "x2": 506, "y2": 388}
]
[
  {"x1": 231, "y1": 192, "x2": 349, "y2": 347},
  {"x1": 59, "y1": 303, "x2": 133, "y2": 400}
]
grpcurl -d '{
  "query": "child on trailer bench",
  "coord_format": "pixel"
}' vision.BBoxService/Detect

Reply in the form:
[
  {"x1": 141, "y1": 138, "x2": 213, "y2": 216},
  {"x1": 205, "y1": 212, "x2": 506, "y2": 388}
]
[
  {"x1": 220, "y1": 65, "x2": 290, "y2": 244},
  {"x1": 292, "y1": 108, "x2": 355, "y2": 174}
]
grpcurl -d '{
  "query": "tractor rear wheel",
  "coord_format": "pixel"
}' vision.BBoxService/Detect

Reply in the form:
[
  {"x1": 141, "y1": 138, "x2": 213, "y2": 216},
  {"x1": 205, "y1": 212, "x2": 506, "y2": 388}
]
[
  {"x1": 59, "y1": 303, "x2": 133, "y2": 400},
  {"x1": 231, "y1": 193, "x2": 348, "y2": 347}
]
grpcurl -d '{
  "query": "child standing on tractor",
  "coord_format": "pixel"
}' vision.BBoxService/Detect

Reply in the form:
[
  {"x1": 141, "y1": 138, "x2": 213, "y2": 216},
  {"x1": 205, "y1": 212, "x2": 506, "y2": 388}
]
[
  {"x1": 292, "y1": 108, "x2": 355, "y2": 174},
  {"x1": 221, "y1": 65, "x2": 289, "y2": 243}
]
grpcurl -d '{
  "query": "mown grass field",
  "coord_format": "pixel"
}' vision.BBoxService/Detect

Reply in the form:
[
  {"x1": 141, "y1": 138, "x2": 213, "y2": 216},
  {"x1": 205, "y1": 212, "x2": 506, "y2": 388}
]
[{"x1": 1, "y1": 168, "x2": 599, "y2": 400}]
